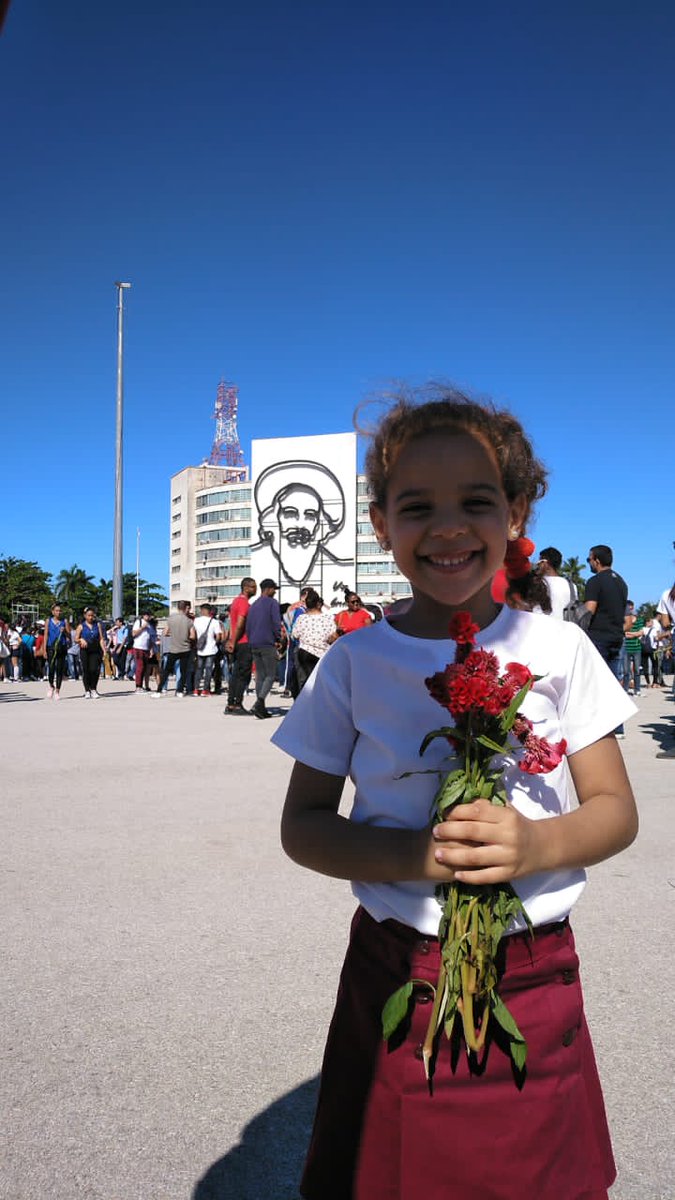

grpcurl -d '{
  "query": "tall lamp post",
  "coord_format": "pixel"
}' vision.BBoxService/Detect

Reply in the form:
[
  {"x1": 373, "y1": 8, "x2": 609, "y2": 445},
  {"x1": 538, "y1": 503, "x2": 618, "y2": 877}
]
[{"x1": 113, "y1": 281, "x2": 131, "y2": 619}]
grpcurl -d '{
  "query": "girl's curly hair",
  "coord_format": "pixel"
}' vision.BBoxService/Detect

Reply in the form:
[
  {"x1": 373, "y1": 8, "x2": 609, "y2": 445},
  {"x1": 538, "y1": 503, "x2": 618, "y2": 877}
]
[{"x1": 358, "y1": 383, "x2": 549, "y2": 610}]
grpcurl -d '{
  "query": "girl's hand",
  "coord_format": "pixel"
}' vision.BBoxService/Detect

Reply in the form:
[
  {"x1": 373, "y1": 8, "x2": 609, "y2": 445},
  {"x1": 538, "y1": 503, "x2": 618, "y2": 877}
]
[{"x1": 431, "y1": 800, "x2": 541, "y2": 884}]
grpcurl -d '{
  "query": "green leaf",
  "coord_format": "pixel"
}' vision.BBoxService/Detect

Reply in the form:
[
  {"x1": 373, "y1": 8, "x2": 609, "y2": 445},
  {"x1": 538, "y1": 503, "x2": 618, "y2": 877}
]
[
  {"x1": 437, "y1": 774, "x2": 467, "y2": 811},
  {"x1": 476, "y1": 734, "x2": 509, "y2": 755},
  {"x1": 419, "y1": 728, "x2": 464, "y2": 756},
  {"x1": 510, "y1": 1039, "x2": 527, "y2": 1072},
  {"x1": 500, "y1": 678, "x2": 535, "y2": 732},
  {"x1": 490, "y1": 991, "x2": 527, "y2": 1067},
  {"x1": 382, "y1": 982, "x2": 413, "y2": 1041}
]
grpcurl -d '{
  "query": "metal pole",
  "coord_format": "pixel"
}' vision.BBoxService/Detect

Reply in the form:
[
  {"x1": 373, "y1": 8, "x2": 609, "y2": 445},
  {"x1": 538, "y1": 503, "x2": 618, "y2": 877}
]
[
  {"x1": 113, "y1": 281, "x2": 131, "y2": 619},
  {"x1": 136, "y1": 527, "x2": 140, "y2": 618}
]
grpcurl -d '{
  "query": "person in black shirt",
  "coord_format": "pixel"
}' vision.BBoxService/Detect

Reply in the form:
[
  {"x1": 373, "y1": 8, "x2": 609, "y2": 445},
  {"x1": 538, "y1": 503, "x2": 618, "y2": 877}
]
[{"x1": 584, "y1": 545, "x2": 629, "y2": 736}]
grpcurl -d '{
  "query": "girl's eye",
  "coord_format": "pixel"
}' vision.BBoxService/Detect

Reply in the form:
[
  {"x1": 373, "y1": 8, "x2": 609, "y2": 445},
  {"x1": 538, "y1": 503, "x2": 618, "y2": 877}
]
[
  {"x1": 398, "y1": 503, "x2": 430, "y2": 515},
  {"x1": 465, "y1": 497, "x2": 495, "y2": 510}
]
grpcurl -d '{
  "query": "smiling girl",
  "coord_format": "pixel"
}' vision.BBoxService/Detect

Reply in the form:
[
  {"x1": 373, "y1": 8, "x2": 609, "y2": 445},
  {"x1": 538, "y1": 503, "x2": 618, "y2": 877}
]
[{"x1": 273, "y1": 387, "x2": 638, "y2": 1200}]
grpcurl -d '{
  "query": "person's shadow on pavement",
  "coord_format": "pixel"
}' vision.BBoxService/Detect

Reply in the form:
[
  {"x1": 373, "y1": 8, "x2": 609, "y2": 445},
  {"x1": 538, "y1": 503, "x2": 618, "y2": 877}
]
[{"x1": 192, "y1": 1076, "x2": 319, "y2": 1200}]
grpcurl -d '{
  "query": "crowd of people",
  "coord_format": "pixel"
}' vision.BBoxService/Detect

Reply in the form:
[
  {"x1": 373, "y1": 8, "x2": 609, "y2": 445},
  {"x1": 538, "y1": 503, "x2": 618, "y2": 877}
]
[
  {"x1": 1, "y1": 565, "x2": 674, "y2": 715},
  {"x1": 0, "y1": 584, "x2": 377, "y2": 709}
]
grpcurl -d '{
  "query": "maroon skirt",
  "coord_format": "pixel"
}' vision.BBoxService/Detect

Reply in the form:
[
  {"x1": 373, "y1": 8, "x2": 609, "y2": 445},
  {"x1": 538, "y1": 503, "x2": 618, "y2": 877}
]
[{"x1": 300, "y1": 907, "x2": 615, "y2": 1200}]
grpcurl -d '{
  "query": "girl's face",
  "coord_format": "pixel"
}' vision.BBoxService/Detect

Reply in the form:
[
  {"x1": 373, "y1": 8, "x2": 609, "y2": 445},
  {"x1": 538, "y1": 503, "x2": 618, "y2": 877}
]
[{"x1": 370, "y1": 431, "x2": 527, "y2": 635}]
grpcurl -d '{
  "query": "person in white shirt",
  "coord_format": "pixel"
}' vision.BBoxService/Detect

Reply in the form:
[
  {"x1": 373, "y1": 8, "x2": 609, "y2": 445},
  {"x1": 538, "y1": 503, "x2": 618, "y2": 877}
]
[
  {"x1": 131, "y1": 613, "x2": 154, "y2": 693},
  {"x1": 193, "y1": 603, "x2": 222, "y2": 696},
  {"x1": 535, "y1": 546, "x2": 577, "y2": 620}
]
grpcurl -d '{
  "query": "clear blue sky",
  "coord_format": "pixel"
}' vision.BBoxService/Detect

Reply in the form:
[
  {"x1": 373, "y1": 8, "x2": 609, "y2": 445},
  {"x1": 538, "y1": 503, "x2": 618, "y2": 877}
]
[{"x1": 2, "y1": 2, "x2": 674, "y2": 605}]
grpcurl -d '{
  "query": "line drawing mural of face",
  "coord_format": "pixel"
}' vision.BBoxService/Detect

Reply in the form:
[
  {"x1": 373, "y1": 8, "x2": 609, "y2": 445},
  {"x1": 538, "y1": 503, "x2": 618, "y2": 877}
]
[{"x1": 252, "y1": 460, "x2": 350, "y2": 586}]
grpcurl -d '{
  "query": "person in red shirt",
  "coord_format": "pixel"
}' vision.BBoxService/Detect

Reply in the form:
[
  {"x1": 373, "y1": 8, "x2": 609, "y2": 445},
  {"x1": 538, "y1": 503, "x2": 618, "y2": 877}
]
[
  {"x1": 224, "y1": 576, "x2": 257, "y2": 714},
  {"x1": 335, "y1": 593, "x2": 373, "y2": 636}
]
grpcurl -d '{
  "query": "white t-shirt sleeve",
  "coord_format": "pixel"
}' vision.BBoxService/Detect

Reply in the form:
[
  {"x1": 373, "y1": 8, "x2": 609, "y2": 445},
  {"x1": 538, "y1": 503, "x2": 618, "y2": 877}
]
[
  {"x1": 558, "y1": 630, "x2": 637, "y2": 755},
  {"x1": 271, "y1": 642, "x2": 357, "y2": 776},
  {"x1": 657, "y1": 590, "x2": 675, "y2": 624}
]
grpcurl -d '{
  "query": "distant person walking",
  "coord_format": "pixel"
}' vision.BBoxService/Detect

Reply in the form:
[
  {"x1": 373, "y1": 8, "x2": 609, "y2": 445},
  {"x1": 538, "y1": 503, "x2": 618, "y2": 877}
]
[
  {"x1": 45, "y1": 602, "x2": 71, "y2": 700},
  {"x1": 584, "y1": 545, "x2": 628, "y2": 736},
  {"x1": 193, "y1": 603, "x2": 222, "y2": 695},
  {"x1": 131, "y1": 613, "x2": 154, "y2": 694},
  {"x1": 246, "y1": 579, "x2": 282, "y2": 719},
  {"x1": 224, "y1": 577, "x2": 257, "y2": 714},
  {"x1": 293, "y1": 589, "x2": 339, "y2": 691},
  {"x1": 75, "y1": 607, "x2": 106, "y2": 699},
  {"x1": 153, "y1": 601, "x2": 196, "y2": 698}
]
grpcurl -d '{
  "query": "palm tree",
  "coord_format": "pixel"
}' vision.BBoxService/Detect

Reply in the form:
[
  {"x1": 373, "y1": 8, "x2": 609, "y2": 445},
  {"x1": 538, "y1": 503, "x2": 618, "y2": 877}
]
[
  {"x1": 54, "y1": 564, "x2": 97, "y2": 620},
  {"x1": 562, "y1": 556, "x2": 586, "y2": 600}
]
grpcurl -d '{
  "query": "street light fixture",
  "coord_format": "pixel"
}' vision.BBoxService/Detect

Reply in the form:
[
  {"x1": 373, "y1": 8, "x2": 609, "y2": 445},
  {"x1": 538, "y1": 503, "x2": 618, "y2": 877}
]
[{"x1": 113, "y1": 281, "x2": 131, "y2": 620}]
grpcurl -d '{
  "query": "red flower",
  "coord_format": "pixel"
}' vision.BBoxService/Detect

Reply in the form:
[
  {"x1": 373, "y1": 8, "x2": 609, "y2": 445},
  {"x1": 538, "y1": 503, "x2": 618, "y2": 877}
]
[
  {"x1": 512, "y1": 714, "x2": 533, "y2": 743},
  {"x1": 504, "y1": 536, "x2": 535, "y2": 581},
  {"x1": 518, "y1": 734, "x2": 567, "y2": 774},
  {"x1": 504, "y1": 662, "x2": 533, "y2": 689},
  {"x1": 448, "y1": 611, "x2": 480, "y2": 645}
]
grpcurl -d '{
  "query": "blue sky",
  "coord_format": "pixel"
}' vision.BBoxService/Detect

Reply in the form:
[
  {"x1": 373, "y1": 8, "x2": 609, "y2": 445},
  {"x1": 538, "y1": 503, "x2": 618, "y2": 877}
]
[{"x1": 2, "y1": 2, "x2": 674, "y2": 605}]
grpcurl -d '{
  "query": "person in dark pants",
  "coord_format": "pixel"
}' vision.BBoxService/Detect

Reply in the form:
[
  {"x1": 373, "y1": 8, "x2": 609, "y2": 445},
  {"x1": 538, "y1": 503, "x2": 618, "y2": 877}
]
[
  {"x1": 153, "y1": 600, "x2": 196, "y2": 698},
  {"x1": 245, "y1": 578, "x2": 282, "y2": 719},
  {"x1": 224, "y1": 577, "x2": 257, "y2": 714},
  {"x1": 75, "y1": 607, "x2": 107, "y2": 699},
  {"x1": 45, "y1": 602, "x2": 71, "y2": 700},
  {"x1": 584, "y1": 545, "x2": 629, "y2": 737}
]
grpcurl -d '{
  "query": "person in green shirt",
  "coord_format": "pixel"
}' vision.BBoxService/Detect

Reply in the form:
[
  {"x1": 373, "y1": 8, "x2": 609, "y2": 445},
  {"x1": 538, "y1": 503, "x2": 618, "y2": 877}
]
[{"x1": 623, "y1": 602, "x2": 645, "y2": 696}]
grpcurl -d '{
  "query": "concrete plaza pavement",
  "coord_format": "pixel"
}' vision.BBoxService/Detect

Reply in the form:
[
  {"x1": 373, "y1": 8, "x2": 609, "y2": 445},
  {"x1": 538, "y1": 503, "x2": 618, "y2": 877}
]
[{"x1": 2, "y1": 675, "x2": 674, "y2": 1199}]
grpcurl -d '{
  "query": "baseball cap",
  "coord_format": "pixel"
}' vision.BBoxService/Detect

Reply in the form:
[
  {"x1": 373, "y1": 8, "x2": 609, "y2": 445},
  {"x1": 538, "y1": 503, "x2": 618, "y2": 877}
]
[{"x1": 260, "y1": 578, "x2": 278, "y2": 590}]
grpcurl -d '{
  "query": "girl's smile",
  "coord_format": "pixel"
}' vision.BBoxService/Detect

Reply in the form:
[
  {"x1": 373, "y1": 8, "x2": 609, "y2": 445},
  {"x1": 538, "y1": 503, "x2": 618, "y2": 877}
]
[{"x1": 370, "y1": 430, "x2": 527, "y2": 635}]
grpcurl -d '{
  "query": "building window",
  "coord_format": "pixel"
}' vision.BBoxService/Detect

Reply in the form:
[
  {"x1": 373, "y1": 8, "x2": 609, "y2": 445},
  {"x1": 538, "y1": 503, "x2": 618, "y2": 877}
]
[
  {"x1": 358, "y1": 540, "x2": 389, "y2": 556},
  {"x1": 172, "y1": 494, "x2": 182, "y2": 505},
  {"x1": 172, "y1": 548, "x2": 181, "y2": 557},
  {"x1": 357, "y1": 521, "x2": 374, "y2": 535},
  {"x1": 171, "y1": 583, "x2": 181, "y2": 592},
  {"x1": 358, "y1": 561, "x2": 400, "y2": 576},
  {"x1": 171, "y1": 566, "x2": 181, "y2": 575},
  {"x1": 172, "y1": 513, "x2": 181, "y2": 522},
  {"x1": 196, "y1": 527, "x2": 251, "y2": 544},
  {"x1": 199, "y1": 546, "x2": 251, "y2": 562},
  {"x1": 196, "y1": 507, "x2": 251, "y2": 526},
  {"x1": 171, "y1": 531, "x2": 181, "y2": 540},
  {"x1": 196, "y1": 488, "x2": 251, "y2": 507},
  {"x1": 357, "y1": 478, "x2": 371, "y2": 497}
]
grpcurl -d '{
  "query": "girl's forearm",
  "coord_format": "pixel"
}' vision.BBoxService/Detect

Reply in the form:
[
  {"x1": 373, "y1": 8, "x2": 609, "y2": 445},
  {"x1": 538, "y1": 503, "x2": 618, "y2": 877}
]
[
  {"x1": 281, "y1": 810, "x2": 447, "y2": 883},
  {"x1": 531, "y1": 793, "x2": 638, "y2": 874}
]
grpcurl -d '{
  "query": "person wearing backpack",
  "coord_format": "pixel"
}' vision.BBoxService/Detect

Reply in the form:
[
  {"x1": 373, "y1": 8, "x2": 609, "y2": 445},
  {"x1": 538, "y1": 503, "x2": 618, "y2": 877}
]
[{"x1": 193, "y1": 603, "x2": 222, "y2": 696}]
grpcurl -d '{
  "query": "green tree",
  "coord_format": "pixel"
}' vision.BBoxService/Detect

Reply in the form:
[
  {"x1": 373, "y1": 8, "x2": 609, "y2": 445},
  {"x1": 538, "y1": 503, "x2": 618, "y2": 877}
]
[
  {"x1": 637, "y1": 602, "x2": 657, "y2": 623},
  {"x1": 562, "y1": 556, "x2": 586, "y2": 600},
  {"x1": 54, "y1": 564, "x2": 98, "y2": 620},
  {"x1": 0, "y1": 556, "x2": 54, "y2": 619},
  {"x1": 95, "y1": 574, "x2": 168, "y2": 619}
]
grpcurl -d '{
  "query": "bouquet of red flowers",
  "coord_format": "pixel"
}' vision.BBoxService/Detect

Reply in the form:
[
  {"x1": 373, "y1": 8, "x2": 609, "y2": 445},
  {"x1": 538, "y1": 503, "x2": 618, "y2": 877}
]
[{"x1": 382, "y1": 611, "x2": 566, "y2": 1081}]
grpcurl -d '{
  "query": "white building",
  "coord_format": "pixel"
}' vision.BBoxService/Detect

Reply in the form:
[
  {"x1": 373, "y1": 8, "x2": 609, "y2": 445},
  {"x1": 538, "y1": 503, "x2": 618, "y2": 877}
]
[{"x1": 169, "y1": 432, "x2": 410, "y2": 610}]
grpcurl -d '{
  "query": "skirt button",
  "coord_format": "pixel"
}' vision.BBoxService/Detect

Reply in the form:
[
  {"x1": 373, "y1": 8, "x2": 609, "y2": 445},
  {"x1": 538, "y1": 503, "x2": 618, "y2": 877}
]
[
  {"x1": 418, "y1": 939, "x2": 431, "y2": 955},
  {"x1": 562, "y1": 1026, "x2": 577, "y2": 1047},
  {"x1": 561, "y1": 969, "x2": 576, "y2": 985}
]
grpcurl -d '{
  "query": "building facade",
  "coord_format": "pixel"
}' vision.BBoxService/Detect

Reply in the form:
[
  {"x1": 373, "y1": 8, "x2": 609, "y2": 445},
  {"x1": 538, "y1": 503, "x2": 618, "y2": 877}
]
[{"x1": 169, "y1": 432, "x2": 411, "y2": 609}]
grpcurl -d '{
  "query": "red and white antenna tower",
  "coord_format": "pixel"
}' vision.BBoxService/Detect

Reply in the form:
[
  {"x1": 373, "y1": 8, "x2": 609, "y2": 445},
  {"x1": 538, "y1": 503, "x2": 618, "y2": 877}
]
[{"x1": 208, "y1": 379, "x2": 247, "y2": 480}]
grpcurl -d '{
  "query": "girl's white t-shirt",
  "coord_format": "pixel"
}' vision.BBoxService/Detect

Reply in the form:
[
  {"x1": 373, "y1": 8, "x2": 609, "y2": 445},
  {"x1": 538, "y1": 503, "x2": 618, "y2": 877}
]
[{"x1": 272, "y1": 607, "x2": 636, "y2": 935}]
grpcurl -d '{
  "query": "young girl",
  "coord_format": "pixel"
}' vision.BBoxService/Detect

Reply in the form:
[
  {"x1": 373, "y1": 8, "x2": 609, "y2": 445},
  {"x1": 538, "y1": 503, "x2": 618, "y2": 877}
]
[
  {"x1": 45, "y1": 602, "x2": 71, "y2": 700},
  {"x1": 272, "y1": 388, "x2": 638, "y2": 1200}
]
